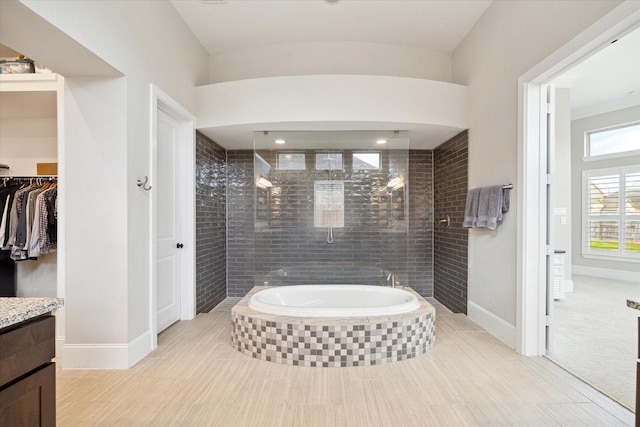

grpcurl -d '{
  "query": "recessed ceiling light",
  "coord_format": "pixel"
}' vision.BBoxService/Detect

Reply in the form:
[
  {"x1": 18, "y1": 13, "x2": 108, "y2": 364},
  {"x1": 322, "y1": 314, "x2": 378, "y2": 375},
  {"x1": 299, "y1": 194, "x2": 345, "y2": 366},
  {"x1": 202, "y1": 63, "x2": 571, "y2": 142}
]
[
  {"x1": 376, "y1": 139, "x2": 387, "y2": 145},
  {"x1": 275, "y1": 139, "x2": 286, "y2": 144}
]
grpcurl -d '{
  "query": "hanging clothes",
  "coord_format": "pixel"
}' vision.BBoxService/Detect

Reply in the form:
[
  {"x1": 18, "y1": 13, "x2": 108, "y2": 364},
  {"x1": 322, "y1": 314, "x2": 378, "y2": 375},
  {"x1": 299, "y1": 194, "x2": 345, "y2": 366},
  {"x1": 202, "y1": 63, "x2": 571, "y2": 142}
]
[
  {"x1": 28, "y1": 187, "x2": 58, "y2": 258},
  {"x1": 0, "y1": 178, "x2": 58, "y2": 261},
  {"x1": 0, "y1": 183, "x2": 22, "y2": 246}
]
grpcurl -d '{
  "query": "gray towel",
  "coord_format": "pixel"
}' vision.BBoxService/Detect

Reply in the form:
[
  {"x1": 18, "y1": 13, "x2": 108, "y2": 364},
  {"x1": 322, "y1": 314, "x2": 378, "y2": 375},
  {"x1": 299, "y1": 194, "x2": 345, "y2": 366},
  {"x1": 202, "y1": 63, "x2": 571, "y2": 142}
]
[
  {"x1": 502, "y1": 186, "x2": 510, "y2": 213},
  {"x1": 462, "y1": 188, "x2": 481, "y2": 228},
  {"x1": 476, "y1": 185, "x2": 504, "y2": 230}
]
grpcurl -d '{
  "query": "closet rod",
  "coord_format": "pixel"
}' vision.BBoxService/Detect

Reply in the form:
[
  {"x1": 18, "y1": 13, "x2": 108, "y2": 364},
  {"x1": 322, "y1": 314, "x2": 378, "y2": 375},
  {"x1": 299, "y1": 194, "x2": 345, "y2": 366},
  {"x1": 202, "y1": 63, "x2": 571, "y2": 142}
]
[
  {"x1": 503, "y1": 184, "x2": 513, "y2": 189},
  {"x1": 1, "y1": 175, "x2": 57, "y2": 178},
  {"x1": 1, "y1": 176, "x2": 58, "y2": 184}
]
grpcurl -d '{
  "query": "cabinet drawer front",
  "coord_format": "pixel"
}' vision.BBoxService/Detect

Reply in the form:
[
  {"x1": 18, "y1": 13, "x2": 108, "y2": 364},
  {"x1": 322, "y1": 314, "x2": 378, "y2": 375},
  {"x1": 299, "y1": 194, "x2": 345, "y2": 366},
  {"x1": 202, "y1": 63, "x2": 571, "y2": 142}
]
[
  {"x1": 0, "y1": 363, "x2": 55, "y2": 427},
  {"x1": 0, "y1": 316, "x2": 55, "y2": 387}
]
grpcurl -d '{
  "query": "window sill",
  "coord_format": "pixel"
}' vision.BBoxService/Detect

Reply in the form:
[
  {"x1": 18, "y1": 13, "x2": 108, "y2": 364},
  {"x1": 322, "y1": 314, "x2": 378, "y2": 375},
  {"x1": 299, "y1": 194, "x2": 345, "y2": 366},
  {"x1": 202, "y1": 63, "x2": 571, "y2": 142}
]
[{"x1": 581, "y1": 253, "x2": 640, "y2": 264}]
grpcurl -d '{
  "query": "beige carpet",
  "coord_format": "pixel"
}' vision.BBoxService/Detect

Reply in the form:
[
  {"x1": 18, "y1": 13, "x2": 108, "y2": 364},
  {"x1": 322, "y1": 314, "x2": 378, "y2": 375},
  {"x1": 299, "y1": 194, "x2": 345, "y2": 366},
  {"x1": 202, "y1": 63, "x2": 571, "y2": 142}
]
[{"x1": 549, "y1": 274, "x2": 639, "y2": 411}]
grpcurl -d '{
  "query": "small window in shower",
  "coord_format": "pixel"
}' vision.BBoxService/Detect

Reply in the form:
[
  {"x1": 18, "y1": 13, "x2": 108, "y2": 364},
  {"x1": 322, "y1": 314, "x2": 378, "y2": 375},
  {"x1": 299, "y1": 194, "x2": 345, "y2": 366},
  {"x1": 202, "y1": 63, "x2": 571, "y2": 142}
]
[
  {"x1": 353, "y1": 151, "x2": 381, "y2": 170},
  {"x1": 315, "y1": 152, "x2": 343, "y2": 171},
  {"x1": 315, "y1": 180, "x2": 344, "y2": 228},
  {"x1": 277, "y1": 152, "x2": 306, "y2": 170}
]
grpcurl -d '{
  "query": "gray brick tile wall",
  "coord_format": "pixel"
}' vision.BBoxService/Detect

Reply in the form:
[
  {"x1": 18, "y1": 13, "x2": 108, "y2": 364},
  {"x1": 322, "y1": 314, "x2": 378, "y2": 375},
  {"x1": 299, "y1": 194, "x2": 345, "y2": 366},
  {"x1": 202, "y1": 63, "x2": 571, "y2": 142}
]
[
  {"x1": 408, "y1": 150, "x2": 434, "y2": 296},
  {"x1": 195, "y1": 132, "x2": 227, "y2": 313},
  {"x1": 226, "y1": 150, "x2": 256, "y2": 297},
  {"x1": 433, "y1": 130, "x2": 469, "y2": 313},
  {"x1": 199, "y1": 141, "x2": 466, "y2": 305}
]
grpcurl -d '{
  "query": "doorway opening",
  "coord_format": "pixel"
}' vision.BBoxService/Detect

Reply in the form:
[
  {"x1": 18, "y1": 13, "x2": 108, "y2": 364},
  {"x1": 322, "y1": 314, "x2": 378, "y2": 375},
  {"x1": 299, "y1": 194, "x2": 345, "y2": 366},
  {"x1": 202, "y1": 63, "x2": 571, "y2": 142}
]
[{"x1": 519, "y1": 5, "x2": 640, "y2": 412}]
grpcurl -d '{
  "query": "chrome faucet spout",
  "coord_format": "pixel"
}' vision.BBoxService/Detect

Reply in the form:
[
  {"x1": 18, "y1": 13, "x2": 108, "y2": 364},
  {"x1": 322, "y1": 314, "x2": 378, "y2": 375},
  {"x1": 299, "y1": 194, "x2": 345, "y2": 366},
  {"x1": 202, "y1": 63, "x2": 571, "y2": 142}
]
[{"x1": 386, "y1": 272, "x2": 396, "y2": 288}]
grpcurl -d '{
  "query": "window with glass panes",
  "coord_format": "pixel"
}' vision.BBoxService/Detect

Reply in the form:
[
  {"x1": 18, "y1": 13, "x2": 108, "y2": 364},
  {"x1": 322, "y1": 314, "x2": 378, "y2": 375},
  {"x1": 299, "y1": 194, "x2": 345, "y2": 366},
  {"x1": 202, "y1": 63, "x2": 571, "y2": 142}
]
[{"x1": 583, "y1": 167, "x2": 640, "y2": 258}]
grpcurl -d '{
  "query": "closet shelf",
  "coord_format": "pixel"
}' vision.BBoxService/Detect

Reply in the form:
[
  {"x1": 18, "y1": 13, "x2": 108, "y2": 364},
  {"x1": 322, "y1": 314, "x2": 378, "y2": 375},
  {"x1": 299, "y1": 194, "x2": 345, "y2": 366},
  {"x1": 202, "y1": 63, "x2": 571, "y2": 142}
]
[{"x1": 0, "y1": 73, "x2": 59, "y2": 92}]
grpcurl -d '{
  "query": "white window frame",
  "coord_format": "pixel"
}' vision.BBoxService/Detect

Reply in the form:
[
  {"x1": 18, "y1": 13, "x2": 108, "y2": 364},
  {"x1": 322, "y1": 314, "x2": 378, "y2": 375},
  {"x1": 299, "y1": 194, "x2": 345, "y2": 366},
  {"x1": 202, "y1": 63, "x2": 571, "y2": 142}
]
[
  {"x1": 582, "y1": 166, "x2": 640, "y2": 262},
  {"x1": 314, "y1": 180, "x2": 344, "y2": 228},
  {"x1": 583, "y1": 121, "x2": 640, "y2": 161},
  {"x1": 315, "y1": 152, "x2": 343, "y2": 171},
  {"x1": 352, "y1": 151, "x2": 382, "y2": 171},
  {"x1": 276, "y1": 151, "x2": 306, "y2": 170}
]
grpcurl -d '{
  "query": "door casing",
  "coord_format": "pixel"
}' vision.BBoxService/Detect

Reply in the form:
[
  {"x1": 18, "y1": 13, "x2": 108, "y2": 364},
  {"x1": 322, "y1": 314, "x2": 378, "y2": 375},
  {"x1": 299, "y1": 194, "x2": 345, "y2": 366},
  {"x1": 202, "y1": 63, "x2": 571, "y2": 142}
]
[
  {"x1": 150, "y1": 85, "x2": 196, "y2": 349},
  {"x1": 517, "y1": 4, "x2": 640, "y2": 356}
]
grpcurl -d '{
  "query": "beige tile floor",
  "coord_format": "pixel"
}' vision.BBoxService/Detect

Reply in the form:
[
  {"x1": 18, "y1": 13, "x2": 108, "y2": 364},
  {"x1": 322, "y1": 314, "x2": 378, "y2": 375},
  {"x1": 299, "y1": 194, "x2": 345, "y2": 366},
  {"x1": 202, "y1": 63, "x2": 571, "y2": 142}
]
[{"x1": 57, "y1": 298, "x2": 634, "y2": 426}]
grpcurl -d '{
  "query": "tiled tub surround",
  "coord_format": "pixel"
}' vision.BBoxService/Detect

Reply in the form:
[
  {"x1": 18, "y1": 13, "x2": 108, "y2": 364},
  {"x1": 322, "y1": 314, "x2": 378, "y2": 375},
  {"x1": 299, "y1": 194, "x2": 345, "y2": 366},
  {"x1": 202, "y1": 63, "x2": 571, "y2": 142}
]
[
  {"x1": 231, "y1": 286, "x2": 435, "y2": 367},
  {"x1": 226, "y1": 148, "x2": 437, "y2": 299}
]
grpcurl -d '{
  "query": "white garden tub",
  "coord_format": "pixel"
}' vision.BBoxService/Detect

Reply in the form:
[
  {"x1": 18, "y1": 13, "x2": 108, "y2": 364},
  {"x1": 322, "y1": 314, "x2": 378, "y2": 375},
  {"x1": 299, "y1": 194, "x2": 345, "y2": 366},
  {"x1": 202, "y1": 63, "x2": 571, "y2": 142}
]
[{"x1": 248, "y1": 284, "x2": 420, "y2": 317}]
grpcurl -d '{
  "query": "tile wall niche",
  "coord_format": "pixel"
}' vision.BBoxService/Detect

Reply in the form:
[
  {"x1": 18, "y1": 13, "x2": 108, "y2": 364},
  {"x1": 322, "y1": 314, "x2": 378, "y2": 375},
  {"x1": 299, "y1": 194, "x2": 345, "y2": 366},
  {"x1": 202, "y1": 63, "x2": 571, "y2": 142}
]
[
  {"x1": 225, "y1": 149, "x2": 436, "y2": 298},
  {"x1": 198, "y1": 133, "x2": 468, "y2": 310},
  {"x1": 433, "y1": 130, "x2": 469, "y2": 313},
  {"x1": 195, "y1": 132, "x2": 227, "y2": 313},
  {"x1": 252, "y1": 149, "x2": 409, "y2": 292}
]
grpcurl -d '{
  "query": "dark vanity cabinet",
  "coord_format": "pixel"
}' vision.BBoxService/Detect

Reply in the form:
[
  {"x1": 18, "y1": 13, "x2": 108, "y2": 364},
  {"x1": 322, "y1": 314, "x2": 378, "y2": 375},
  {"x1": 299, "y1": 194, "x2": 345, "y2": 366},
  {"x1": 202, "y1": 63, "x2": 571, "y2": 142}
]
[{"x1": 0, "y1": 314, "x2": 56, "y2": 426}]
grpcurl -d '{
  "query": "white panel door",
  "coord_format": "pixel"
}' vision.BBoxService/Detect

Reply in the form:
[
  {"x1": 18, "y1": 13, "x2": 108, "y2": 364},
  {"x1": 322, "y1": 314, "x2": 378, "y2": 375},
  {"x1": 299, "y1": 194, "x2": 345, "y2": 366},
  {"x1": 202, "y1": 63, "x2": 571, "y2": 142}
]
[{"x1": 156, "y1": 108, "x2": 182, "y2": 333}]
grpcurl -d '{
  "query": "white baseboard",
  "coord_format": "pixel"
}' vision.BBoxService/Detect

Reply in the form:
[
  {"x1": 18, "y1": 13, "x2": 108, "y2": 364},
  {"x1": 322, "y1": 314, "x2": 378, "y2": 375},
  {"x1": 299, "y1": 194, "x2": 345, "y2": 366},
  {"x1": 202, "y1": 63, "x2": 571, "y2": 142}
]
[
  {"x1": 59, "y1": 330, "x2": 153, "y2": 369},
  {"x1": 128, "y1": 329, "x2": 153, "y2": 367},
  {"x1": 572, "y1": 265, "x2": 639, "y2": 283},
  {"x1": 467, "y1": 300, "x2": 516, "y2": 348},
  {"x1": 562, "y1": 279, "x2": 574, "y2": 293},
  {"x1": 60, "y1": 343, "x2": 129, "y2": 369}
]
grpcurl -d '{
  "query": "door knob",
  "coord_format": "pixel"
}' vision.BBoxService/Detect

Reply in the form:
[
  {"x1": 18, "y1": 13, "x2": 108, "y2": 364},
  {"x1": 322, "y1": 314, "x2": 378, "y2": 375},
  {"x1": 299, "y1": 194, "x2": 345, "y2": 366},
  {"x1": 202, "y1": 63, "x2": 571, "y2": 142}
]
[{"x1": 176, "y1": 243, "x2": 184, "y2": 249}]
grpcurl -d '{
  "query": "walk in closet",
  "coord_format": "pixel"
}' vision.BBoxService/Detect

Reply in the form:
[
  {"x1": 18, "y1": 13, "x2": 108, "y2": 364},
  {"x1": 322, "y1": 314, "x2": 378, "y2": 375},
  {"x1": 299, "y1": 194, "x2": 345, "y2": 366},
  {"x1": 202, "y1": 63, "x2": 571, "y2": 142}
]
[{"x1": 0, "y1": 71, "x2": 61, "y2": 298}]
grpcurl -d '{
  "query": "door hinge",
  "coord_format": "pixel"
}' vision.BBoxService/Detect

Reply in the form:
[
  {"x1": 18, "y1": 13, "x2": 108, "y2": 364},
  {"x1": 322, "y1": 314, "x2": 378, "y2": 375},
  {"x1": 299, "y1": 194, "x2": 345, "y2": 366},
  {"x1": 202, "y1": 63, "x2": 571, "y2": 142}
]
[
  {"x1": 545, "y1": 245, "x2": 554, "y2": 256},
  {"x1": 546, "y1": 103, "x2": 555, "y2": 114},
  {"x1": 546, "y1": 174, "x2": 554, "y2": 185},
  {"x1": 545, "y1": 315, "x2": 552, "y2": 326}
]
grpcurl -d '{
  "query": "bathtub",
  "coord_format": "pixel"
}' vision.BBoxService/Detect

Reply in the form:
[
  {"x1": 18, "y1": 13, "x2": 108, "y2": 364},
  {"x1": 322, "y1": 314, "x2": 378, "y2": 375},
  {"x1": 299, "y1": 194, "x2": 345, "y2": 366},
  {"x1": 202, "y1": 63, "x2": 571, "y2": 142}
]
[
  {"x1": 248, "y1": 284, "x2": 421, "y2": 317},
  {"x1": 232, "y1": 285, "x2": 435, "y2": 367},
  {"x1": 262, "y1": 264, "x2": 390, "y2": 286}
]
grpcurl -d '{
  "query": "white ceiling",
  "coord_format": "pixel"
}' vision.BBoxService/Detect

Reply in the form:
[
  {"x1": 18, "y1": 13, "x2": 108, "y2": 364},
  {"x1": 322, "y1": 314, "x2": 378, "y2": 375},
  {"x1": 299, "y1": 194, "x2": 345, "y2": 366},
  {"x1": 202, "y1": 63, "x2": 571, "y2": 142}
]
[
  {"x1": 171, "y1": 0, "x2": 493, "y2": 55},
  {"x1": 172, "y1": 0, "x2": 491, "y2": 149},
  {"x1": 555, "y1": 25, "x2": 640, "y2": 120},
  {"x1": 174, "y1": 0, "x2": 639, "y2": 149}
]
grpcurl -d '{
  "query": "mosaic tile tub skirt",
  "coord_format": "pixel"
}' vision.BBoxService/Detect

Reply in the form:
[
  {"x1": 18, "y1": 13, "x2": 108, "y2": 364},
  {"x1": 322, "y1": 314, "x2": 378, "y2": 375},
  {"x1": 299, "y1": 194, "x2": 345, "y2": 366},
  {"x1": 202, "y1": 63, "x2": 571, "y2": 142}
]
[{"x1": 231, "y1": 286, "x2": 435, "y2": 367}]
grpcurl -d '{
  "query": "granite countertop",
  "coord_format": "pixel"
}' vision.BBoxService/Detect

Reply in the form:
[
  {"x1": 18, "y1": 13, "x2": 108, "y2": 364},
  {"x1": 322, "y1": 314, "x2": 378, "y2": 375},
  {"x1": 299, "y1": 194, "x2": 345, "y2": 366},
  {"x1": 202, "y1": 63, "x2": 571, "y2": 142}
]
[
  {"x1": 627, "y1": 298, "x2": 640, "y2": 311},
  {"x1": 0, "y1": 297, "x2": 64, "y2": 329}
]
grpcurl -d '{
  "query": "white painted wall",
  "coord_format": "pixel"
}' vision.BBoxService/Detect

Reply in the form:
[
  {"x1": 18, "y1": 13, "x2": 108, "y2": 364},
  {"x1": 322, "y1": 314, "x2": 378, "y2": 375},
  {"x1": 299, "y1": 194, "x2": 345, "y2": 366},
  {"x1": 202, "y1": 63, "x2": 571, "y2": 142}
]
[
  {"x1": 16, "y1": 254, "x2": 57, "y2": 297},
  {"x1": 452, "y1": 0, "x2": 623, "y2": 346},
  {"x1": 196, "y1": 75, "x2": 469, "y2": 147},
  {"x1": 554, "y1": 88, "x2": 573, "y2": 285},
  {"x1": 0, "y1": 117, "x2": 57, "y2": 174},
  {"x1": 211, "y1": 41, "x2": 452, "y2": 83},
  {"x1": 63, "y1": 76, "x2": 129, "y2": 346},
  {"x1": 1, "y1": 0, "x2": 209, "y2": 368},
  {"x1": 571, "y1": 105, "x2": 640, "y2": 275}
]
